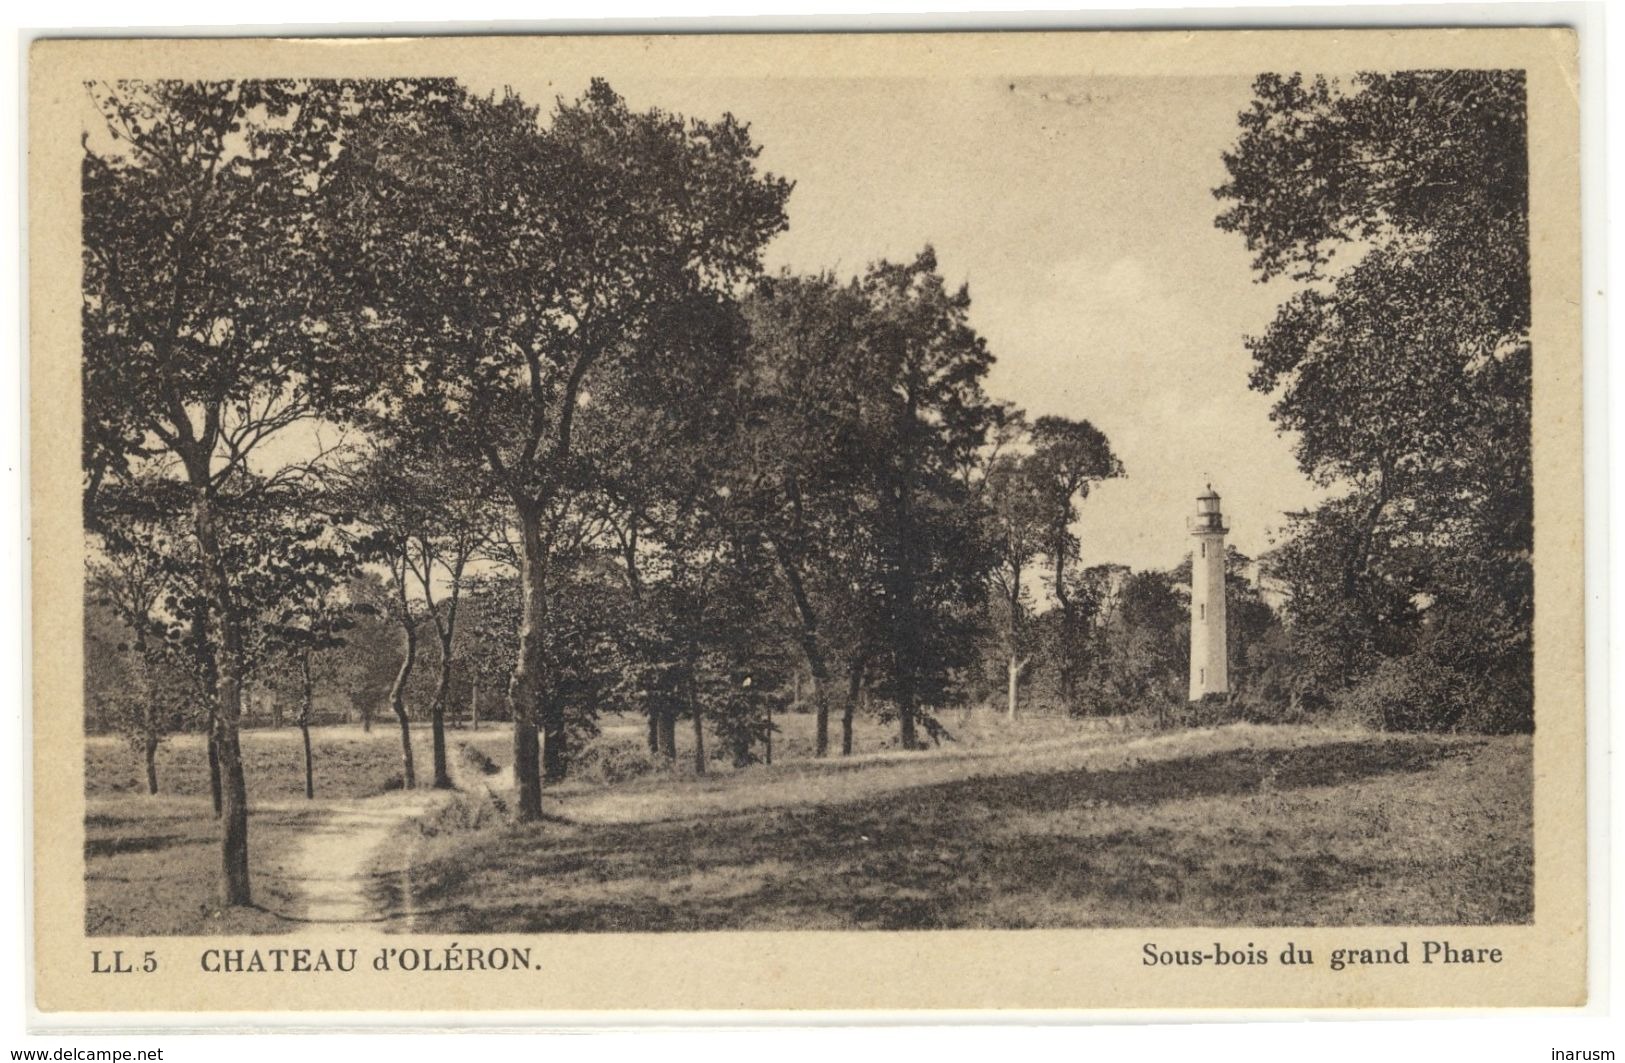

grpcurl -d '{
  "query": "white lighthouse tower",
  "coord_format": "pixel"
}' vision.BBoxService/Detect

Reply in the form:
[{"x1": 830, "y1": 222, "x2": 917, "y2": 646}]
[{"x1": 1188, "y1": 485, "x2": 1229, "y2": 702}]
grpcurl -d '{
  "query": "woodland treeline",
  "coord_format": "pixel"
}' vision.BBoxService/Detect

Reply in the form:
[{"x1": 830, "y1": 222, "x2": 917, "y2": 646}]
[
  {"x1": 1214, "y1": 70, "x2": 1534, "y2": 736},
  {"x1": 83, "y1": 70, "x2": 1533, "y2": 907}
]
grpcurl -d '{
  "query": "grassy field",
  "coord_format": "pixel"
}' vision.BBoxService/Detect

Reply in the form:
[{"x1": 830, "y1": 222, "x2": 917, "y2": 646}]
[
  {"x1": 375, "y1": 719, "x2": 1532, "y2": 931},
  {"x1": 84, "y1": 714, "x2": 1532, "y2": 935},
  {"x1": 83, "y1": 725, "x2": 512, "y2": 935},
  {"x1": 87, "y1": 797, "x2": 313, "y2": 935},
  {"x1": 85, "y1": 725, "x2": 513, "y2": 801}
]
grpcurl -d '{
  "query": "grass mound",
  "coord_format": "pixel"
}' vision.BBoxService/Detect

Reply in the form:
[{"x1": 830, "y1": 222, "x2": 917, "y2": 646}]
[
  {"x1": 457, "y1": 741, "x2": 502, "y2": 777},
  {"x1": 570, "y1": 739, "x2": 663, "y2": 785},
  {"x1": 412, "y1": 787, "x2": 507, "y2": 837}
]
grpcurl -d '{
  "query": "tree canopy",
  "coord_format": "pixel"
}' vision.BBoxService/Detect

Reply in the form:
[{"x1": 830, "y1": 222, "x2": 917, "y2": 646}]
[{"x1": 1215, "y1": 70, "x2": 1532, "y2": 732}]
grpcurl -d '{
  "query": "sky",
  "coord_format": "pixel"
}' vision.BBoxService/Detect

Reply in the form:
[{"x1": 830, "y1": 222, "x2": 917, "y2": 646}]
[
  {"x1": 107, "y1": 69, "x2": 1325, "y2": 576},
  {"x1": 475, "y1": 71, "x2": 1324, "y2": 573},
  {"x1": 150, "y1": 66, "x2": 1332, "y2": 577}
]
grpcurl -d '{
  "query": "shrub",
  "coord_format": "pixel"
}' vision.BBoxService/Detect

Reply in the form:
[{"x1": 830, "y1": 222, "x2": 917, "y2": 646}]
[
  {"x1": 1230, "y1": 679, "x2": 1321, "y2": 725},
  {"x1": 571, "y1": 739, "x2": 662, "y2": 785},
  {"x1": 1187, "y1": 693, "x2": 1244, "y2": 728},
  {"x1": 1331, "y1": 655, "x2": 1477, "y2": 733},
  {"x1": 1455, "y1": 683, "x2": 1534, "y2": 735},
  {"x1": 414, "y1": 787, "x2": 505, "y2": 836}
]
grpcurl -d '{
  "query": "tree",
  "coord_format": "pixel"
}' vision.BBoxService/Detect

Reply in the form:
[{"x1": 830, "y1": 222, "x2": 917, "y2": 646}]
[
  {"x1": 462, "y1": 574, "x2": 522, "y2": 731},
  {"x1": 588, "y1": 311, "x2": 751, "y2": 768},
  {"x1": 327, "y1": 80, "x2": 791, "y2": 819},
  {"x1": 342, "y1": 444, "x2": 499, "y2": 788},
  {"x1": 418, "y1": 494, "x2": 496, "y2": 789},
  {"x1": 980, "y1": 452, "x2": 1046, "y2": 718},
  {"x1": 1215, "y1": 71, "x2": 1532, "y2": 730},
  {"x1": 324, "y1": 572, "x2": 402, "y2": 733},
  {"x1": 1065, "y1": 562, "x2": 1129, "y2": 713},
  {"x1": 1027, "y1": 416, "x2": 1123, "y2": 710},
  {"x1": 86, "y1": 537, "x2": 191, "y2": 795},
  {"x1": 483, "y1": 512, "x2": 625, "y2": 782},
  {"x1": 341, "y1": 454, "x2": 423, "y2": 790},
  {"x1": 81, "y1": 78, "x2": 429, "y2": 905},
  {"x1": 852, "y1": 249, "x2": 1000, "y2": 748},
  {"x1": 1095, "y1": 569, "x2": 1188, "y2": 722},
  {"x1": 739, "y1": 273, "x2": 879, "y2": 756},
  {"x1": 626, "y1": 482, "x2": 740, "y2": 777},
  {"x1": 264, "y1": 554, "x2": 364, "y2": 800}
]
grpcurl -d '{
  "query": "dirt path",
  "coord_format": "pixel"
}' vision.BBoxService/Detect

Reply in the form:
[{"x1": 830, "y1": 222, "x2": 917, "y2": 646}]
[{"x1": 266, "y1": 789, "x2": 449, "y2": 931}]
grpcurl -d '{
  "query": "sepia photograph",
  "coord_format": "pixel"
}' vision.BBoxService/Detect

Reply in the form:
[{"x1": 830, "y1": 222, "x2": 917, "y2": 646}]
[{"x1": 28, "y1": 26, "x2": 1585, "y2": 1013}]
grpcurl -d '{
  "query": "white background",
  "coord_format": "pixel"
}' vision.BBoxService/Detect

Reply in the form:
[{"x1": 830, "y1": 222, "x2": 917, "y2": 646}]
[{"x1": 2, "y1": 0, "x2": 1617, "y2": 1057}]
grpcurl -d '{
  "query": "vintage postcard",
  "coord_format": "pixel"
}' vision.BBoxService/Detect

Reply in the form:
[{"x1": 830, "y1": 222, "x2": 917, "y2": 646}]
[{"x1": 28, "y1": 26, "x2": 1584, "y2": 1017}]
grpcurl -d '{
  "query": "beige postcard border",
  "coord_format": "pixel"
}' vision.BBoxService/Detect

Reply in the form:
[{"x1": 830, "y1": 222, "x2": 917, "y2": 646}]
[{"x1": 28, "y1": 26, "x2": 1585, "y2": 1014}]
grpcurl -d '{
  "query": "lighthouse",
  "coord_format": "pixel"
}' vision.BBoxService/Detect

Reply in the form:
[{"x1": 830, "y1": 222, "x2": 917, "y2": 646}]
[{"x1": 1188, "y1": 485, "x2": 1229, "y2": 701}]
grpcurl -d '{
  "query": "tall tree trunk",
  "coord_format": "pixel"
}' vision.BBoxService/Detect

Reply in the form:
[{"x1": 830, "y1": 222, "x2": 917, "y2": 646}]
[
  {"x1": 891, "y1": 422, "x2": 922, "y2": 752},
  {"x1": 542, "y1": 689, "x2": 567, "y2": 783},
  {"x1": 841, "y1": 652, "x2": 867, "y2": 757},
  {"x1": 894, "y1": 484, "x2": 921, "y2": 750},
  {"x1": 206, "y1": 723, "x2": 222, "y2": 818},
  {"x1": 132, "y1": 623, "x2": 160, "y2": 796},
  {"x1": 191, "y1": 491, "x2": 252, "y2": 907},
  {"x1": 623, "y1": 518, "x2": 661, "y2": 759},
  {"x1": 688, "y1": 673, "x2": 706, "y2": 776},
  {"x1": 300, "y1": 723, "x2": 314, "y2": 799},
  {"x1": 1004, "y1": 557, "x2": 1025, "y2": 721},
  {"x1": 215, "y1": 712, "x2": 250, "y2": 905},
  {"x1": 1053, "y1": 548, "x2": 1077, "y2": 710},
  {"x1": 471, "y1": 680, "x2": 479, "y2": 731},
  {"x1": 657, "y1": 703, "x2": 677, "y2": 762},
  {"x1": 1346, "y1": 463, "x2": 1392, "y2": 600},
  {"x1": 144, "y1": 735, "x2": 159, "y2": 797},
  {"x1": 898, "y1": 682, "x2": 919, "y2": 749},
  {"x1": 509, "y1": 506, "x2": 545, "y2": 822},
  {"x1": 430, "y1": 633, "x2": 454, "y2": 789},
  {"x1": 387, "y1": 610, "x2": 418, "y2": 790},
  {"x1": 393, "y1": 699, "x2": 415, "y2": 788},
  {"x1": 897, "y1": 384, "x2": 926, "y2": 752},
  {"x1": 192, "y1": 600, "x2": 223, "y2": 816},
  {"x1": 419, "y1": 547, "x2": 465, "y2": 787},
  {"x1": 769, "y1": 536, "x2": 832, "y2": 757},
  {"x1": 1007, "y1": 655, "x2": 1021, "y2": 719},
  {"x1": 813, "y1": 685, "x2": 830, "y2": 758},
  {"x1": 299, "y1": 647, "x2": 315, "y2": 800}
]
